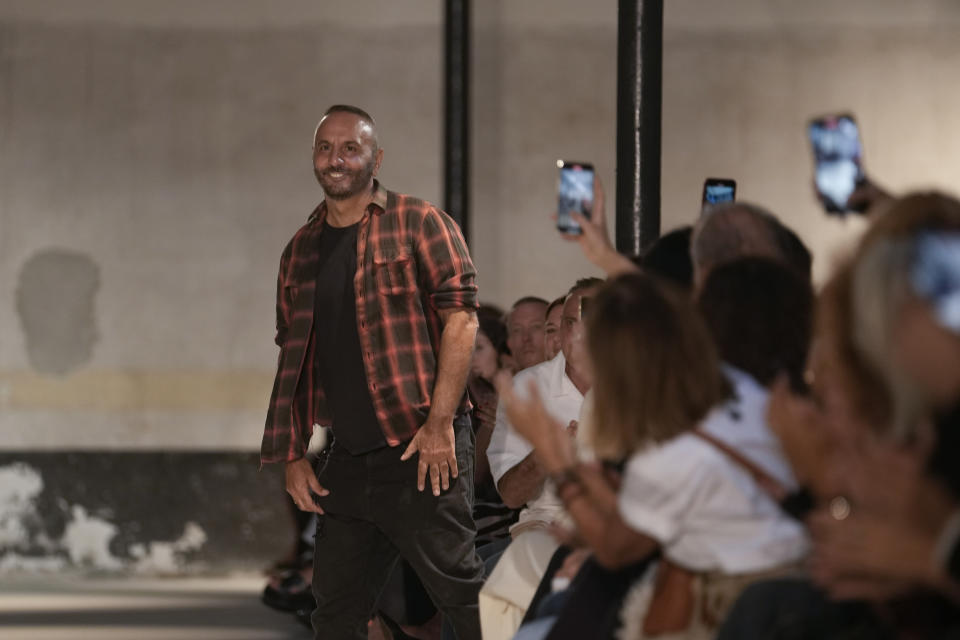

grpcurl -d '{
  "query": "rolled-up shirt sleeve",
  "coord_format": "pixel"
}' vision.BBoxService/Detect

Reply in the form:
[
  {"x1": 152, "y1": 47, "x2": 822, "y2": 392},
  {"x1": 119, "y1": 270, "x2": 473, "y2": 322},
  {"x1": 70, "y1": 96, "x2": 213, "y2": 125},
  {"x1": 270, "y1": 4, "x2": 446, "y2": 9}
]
[{"x1": 416, "y1": 206, "x2": 478, "y2": 311}]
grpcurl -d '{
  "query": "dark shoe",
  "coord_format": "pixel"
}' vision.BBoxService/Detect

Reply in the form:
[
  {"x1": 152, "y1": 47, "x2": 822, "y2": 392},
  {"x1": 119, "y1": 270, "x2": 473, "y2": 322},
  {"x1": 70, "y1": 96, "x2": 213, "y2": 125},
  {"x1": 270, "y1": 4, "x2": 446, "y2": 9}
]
[{"x1": 261, "y1": 570, "x2": 315, "y2": 612}]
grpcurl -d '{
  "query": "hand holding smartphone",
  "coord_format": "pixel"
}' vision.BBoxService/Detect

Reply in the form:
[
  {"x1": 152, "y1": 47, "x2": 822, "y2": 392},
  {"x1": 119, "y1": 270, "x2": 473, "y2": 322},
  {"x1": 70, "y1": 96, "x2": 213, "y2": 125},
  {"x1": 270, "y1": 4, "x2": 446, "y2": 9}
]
[
  {"x1": 556, "y1": 160, "x2": 594, "y2": 235},
  {"x1": 808, "y1": 114, "x2": 865, "y2": 215}
]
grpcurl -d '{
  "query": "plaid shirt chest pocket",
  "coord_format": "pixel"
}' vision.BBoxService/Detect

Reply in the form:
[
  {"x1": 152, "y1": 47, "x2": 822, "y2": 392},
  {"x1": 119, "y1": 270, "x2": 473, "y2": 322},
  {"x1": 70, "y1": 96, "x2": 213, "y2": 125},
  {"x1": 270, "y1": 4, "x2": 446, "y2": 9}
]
[{"x1": 373, "y1": 247, "x2": 418, "y2": 296}]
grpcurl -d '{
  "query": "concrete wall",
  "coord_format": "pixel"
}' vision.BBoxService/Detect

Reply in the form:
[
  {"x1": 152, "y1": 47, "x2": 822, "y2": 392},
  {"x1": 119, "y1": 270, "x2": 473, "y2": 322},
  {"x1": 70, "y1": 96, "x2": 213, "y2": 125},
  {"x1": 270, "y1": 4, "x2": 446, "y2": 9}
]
[{"x1": 2, "y1": 0, "x2": 960, "y2": 572}]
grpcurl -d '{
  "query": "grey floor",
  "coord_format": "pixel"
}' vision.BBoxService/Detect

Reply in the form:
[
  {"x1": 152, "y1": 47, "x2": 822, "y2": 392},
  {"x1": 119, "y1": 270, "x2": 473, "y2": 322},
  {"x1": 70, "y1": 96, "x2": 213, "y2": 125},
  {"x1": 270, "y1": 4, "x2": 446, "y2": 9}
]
[{"x1": 0, "y1": 575, "x2": 311, "y2": 639}]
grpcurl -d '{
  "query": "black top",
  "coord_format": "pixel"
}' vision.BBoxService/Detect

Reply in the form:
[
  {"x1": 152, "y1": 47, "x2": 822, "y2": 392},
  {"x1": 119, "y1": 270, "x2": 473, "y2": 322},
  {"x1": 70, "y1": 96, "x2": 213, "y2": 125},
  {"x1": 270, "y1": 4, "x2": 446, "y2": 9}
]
[{"x1": 313, "y1": 221, "x2": 386, "y2": 454}]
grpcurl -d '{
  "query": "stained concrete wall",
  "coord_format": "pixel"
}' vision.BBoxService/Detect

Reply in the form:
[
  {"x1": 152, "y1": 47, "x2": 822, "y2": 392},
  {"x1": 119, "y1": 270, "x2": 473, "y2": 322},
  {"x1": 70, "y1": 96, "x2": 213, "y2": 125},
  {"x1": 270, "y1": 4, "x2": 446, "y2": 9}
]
[{"x1": 2, "y1": 0, "x2": 960, "y2": 572}]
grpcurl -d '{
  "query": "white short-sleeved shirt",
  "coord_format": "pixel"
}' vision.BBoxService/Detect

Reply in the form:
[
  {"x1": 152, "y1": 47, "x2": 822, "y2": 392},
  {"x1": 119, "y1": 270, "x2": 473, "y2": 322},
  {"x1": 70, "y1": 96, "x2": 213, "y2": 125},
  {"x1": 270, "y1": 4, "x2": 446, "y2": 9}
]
[
  {"x1": 617, "y1": 367, "x2": 809, "y2": 574},
  {"x1": 487, "y1": 352, "x2": 584, "y2": 531}
]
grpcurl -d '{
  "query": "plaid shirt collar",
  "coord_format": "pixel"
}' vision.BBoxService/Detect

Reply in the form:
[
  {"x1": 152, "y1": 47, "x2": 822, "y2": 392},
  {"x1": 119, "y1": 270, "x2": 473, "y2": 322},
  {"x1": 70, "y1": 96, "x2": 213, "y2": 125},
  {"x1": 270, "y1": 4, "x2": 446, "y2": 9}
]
[{"x1": 308, "y1": 180, "x2": 389, "y2": 225}]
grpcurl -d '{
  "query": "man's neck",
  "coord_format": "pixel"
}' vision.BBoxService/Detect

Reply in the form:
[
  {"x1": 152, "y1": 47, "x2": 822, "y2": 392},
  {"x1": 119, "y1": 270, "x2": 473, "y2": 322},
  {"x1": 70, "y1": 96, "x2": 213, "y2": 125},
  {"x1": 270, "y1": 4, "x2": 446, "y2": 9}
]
[
  {"x1": 325, "y1": 182, "x2": 375, "y2": 228},
  {"x1": 565, "y1": 362, "x2": 591, "y2": 396}
]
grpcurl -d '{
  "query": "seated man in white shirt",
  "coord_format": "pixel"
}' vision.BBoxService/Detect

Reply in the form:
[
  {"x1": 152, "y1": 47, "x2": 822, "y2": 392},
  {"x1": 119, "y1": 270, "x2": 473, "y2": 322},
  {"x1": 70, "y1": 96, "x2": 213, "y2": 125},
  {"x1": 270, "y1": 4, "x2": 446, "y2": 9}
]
[{"x1": 480, "y1": 279, "x2": 600, "y2": 640}]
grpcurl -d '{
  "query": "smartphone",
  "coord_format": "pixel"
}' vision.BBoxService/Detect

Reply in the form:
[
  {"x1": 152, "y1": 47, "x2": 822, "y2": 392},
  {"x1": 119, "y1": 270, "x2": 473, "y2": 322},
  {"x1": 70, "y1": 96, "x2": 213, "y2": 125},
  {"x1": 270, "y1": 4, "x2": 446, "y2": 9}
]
[
  {"x1": 808, "y1": 114, "x2": 865, "y2": 214},
  {"x1": 701, "y1": 178, "x2": 736, "y2": 212},
  {"x1": 556, "y1": 160, "x2": 594, "y2": 235}
]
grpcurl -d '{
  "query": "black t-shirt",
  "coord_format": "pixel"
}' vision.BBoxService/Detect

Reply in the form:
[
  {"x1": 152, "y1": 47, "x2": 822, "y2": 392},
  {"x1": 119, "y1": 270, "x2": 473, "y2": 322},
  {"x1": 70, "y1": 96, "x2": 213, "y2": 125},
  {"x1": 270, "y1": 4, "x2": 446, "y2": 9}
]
[{"x1": 313, "y1": 221, "x2": 386, "y2": 454}]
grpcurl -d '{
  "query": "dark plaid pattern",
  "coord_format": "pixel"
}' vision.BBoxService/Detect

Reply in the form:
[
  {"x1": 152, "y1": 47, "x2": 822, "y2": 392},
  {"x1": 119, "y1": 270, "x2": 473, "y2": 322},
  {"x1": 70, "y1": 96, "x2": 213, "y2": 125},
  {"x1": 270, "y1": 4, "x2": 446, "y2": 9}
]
[{"x1": 261, "y1": 181, "x2": 478, "y2": 464}]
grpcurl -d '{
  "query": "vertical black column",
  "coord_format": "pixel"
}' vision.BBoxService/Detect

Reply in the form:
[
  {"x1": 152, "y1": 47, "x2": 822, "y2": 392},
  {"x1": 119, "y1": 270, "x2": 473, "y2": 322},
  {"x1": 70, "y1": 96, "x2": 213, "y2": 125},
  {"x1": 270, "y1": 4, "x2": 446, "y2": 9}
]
[
  {"x1": 616, "y1": 0, "x2": 663, "y2": 255},
  {"x1": 444, "y1": 0, "x2": 471, "y2": 245}
]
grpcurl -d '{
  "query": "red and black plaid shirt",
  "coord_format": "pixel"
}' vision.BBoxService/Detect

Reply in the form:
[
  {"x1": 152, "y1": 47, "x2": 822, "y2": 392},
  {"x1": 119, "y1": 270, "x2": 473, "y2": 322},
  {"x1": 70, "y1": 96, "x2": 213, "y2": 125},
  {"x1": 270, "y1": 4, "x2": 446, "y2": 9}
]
[{"x1": 261, "y1": 181, "x2": 478, "y2": 464}]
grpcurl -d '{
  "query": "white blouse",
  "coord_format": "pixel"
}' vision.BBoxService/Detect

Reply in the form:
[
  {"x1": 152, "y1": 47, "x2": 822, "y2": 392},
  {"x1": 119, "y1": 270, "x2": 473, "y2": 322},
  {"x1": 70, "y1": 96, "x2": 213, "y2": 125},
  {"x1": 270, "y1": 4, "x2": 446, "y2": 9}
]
[{"x1": 617, "y1": 367, "x2": 809, "y2": 574}]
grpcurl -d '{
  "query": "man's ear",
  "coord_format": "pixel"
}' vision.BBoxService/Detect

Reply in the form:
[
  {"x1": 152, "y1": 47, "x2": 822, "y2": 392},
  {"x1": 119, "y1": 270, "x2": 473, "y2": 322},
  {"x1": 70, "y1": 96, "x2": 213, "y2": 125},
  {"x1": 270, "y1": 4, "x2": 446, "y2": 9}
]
[{"x1": 373, "y1": 148, "x2": 385, "y2": 176}]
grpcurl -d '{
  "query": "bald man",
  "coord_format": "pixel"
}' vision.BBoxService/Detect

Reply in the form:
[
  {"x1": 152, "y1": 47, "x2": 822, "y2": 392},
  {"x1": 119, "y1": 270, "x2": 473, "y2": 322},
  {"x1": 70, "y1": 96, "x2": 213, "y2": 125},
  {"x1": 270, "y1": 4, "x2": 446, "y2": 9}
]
[{"x1": 261, "y1": 105, "x2": 484, "y2": 639}]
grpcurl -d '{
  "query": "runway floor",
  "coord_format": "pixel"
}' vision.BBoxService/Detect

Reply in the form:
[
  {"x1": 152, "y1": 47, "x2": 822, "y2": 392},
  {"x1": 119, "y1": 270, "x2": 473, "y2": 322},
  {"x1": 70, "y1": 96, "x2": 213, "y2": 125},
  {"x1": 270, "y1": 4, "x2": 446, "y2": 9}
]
[{"x1": 0, "y1": 575, "x2": 310, "y2": 639}]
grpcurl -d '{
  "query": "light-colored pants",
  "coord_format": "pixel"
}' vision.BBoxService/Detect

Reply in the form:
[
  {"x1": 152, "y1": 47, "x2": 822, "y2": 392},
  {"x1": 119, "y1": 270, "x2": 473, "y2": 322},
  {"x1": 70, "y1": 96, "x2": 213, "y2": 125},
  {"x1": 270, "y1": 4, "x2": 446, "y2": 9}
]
[{"x1": 478, "y1": 529, "x2": 559, "y2": 640}]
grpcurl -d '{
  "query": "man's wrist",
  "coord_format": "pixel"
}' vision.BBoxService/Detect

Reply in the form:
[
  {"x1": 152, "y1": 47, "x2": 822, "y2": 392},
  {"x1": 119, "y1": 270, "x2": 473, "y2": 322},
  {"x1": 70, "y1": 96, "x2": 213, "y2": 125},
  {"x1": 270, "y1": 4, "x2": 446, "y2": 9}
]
[
  {"x1": 424, "y1": 414, "x2": 455, "y2": 430},
  {"x1": 604, "y1": 251, "x2": 636, "y2": 276}
]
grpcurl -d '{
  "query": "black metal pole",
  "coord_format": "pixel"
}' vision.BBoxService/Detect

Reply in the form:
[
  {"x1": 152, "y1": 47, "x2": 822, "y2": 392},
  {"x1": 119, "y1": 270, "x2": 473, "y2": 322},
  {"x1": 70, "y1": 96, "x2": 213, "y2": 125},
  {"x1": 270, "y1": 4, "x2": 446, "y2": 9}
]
[
  {"x1": 616, "y1": 0, "x2": 663, "y2": 255},
  {"x1": 444, "y1": 0, "x2": 471, "y2": 245}
]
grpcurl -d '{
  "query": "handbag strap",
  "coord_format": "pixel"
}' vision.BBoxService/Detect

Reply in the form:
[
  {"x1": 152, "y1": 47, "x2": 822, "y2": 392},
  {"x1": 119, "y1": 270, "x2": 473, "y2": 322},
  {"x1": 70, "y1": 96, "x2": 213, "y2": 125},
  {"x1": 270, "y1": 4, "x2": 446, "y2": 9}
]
[{"x1": 691, "y1": 430, "x2": 789, "y2": 503}]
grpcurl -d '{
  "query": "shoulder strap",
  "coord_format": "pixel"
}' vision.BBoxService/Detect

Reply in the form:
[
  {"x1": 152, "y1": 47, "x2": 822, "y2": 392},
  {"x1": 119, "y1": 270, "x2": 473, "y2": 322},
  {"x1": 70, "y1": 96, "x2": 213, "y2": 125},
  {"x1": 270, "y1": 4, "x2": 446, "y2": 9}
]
[{"x1": 691, "y1": 430, "x2": 788, "y2": 503}]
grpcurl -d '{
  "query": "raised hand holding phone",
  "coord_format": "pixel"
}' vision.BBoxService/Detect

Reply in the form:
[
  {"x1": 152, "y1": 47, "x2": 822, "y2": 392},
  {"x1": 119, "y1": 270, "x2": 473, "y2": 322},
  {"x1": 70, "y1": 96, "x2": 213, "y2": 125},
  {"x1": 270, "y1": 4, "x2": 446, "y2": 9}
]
[
  {"x1": 808, "y1": 113, "x2": 865, "y2": 215},
  {"x1": 555, "y1": 171, "x2": 636, "y2": 277}
]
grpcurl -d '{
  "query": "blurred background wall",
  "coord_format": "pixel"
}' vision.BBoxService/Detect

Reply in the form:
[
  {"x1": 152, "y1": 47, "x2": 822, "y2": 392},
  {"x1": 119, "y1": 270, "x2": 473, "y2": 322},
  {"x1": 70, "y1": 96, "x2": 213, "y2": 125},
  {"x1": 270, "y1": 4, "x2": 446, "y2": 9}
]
[{"x1": 1, "y1": 0, "x2": 959, "y2": 573}]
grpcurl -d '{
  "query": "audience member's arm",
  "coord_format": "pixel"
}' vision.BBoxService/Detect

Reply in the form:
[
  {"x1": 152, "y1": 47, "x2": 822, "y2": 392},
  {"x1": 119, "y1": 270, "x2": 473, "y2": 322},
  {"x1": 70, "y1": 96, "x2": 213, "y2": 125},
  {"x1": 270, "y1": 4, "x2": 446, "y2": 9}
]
[
  {"x1": 561, "y1": 176, "x2": 638, "y2": 278},
  {"x1": 487, "y1": 374, "x2": 548, "y2": 509},
  {"x1": 497, "y1": 452, "x2": 548, "y2": 509},
  {"x1": 846, "y1": 177, "x2": 893, "y2": 216}
]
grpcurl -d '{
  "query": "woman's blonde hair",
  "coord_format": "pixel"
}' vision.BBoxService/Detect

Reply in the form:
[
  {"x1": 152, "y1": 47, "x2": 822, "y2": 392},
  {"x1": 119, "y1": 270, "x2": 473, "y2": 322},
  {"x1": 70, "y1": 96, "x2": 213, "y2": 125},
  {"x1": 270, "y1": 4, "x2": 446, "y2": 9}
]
[
  {"x1": 586, "y1": 272, "x2": 728, "y2": 459},
  {"x1": 820, "y1": 192, "x2": 960, "y2": 438}
]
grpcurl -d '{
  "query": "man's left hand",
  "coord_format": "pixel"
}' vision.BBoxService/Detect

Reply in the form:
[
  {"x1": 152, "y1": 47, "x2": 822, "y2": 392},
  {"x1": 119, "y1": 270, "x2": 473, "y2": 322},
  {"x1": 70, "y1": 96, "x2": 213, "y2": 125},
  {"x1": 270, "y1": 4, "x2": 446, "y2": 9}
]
[{"x1": 401, "y1": 418, "x2": 458, "y2": 496}]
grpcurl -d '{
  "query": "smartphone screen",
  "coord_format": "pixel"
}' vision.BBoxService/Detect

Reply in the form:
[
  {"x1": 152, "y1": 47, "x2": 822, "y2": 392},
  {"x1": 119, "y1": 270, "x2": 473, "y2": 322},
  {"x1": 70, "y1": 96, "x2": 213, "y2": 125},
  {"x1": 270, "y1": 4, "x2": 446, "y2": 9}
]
[
  {"x1": 911, "y1": 233, "x2": 960, "y2": 334},
  {"x1": 701, "y1": 178, "x2": 736, "y2": 212},
  {"x1": 808, "y1": 114, "x2": 864, "y2": 214},
  {"x1": 557, "y1": 161, "x2": 594, "y2": 235}
]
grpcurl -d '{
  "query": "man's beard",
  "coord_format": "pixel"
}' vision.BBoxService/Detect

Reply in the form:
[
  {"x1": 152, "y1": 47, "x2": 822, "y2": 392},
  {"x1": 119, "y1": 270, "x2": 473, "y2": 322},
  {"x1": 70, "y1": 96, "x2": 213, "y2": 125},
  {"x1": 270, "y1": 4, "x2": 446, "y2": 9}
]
[{"x1": 315, "y1": 161, "x2": 376, "y2": 200}]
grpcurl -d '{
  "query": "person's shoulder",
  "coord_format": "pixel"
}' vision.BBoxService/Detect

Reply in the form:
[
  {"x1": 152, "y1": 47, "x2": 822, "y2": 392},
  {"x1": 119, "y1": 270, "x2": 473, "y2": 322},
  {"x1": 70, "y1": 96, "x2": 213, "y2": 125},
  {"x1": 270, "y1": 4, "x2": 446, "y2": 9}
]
[
  {"x1": 626, "y1": 434, "x2": 718, "y2": 480},
  {"x1": 514, "y1": 357, "x2": 558, "y2": 386},
  {"x1": 386, "y1": 190, "x2": 456, "y2": 227}
]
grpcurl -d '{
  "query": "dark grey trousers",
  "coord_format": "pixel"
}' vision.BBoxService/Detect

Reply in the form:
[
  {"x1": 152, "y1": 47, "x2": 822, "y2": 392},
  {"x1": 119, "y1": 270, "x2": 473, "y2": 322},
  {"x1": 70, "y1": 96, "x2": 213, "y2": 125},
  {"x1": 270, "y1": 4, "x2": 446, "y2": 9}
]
[{"x1": 310, "y1": 415, "x2": 483, "y2": 640}]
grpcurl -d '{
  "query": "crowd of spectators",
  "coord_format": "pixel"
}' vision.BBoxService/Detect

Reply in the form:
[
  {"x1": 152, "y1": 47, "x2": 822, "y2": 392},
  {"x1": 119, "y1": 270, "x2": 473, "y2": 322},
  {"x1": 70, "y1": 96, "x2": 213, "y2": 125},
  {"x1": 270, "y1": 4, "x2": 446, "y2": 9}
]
[{"x1": 470, "y1": 174, "x2": 960, "y2": 640}]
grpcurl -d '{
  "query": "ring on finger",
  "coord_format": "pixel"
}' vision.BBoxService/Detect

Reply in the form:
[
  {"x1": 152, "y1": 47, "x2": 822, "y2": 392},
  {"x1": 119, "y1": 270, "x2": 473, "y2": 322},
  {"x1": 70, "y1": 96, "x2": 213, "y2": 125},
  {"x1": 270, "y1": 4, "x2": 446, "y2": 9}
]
[{"x1": 829, "y1": 496, "x2": 851, "y2": 521}]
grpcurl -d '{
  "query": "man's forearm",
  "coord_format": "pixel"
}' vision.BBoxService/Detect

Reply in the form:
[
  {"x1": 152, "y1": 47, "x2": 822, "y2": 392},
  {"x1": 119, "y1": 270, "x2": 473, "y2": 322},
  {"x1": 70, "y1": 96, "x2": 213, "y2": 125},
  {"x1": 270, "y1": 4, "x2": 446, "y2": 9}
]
[
  {"x1": 497, "y1": 452, "x2": 547, "y2": 509},
  {"x1": 427, "y1": 308, "x2": 478, "y2": 424}
]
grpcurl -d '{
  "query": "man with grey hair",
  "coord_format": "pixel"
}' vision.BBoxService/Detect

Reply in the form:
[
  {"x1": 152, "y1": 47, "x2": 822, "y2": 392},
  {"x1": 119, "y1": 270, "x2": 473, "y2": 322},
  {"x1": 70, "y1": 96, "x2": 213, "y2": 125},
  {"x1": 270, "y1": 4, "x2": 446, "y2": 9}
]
[{"x1": 691, "y1": 202, "x2": 812, "y2": 287}]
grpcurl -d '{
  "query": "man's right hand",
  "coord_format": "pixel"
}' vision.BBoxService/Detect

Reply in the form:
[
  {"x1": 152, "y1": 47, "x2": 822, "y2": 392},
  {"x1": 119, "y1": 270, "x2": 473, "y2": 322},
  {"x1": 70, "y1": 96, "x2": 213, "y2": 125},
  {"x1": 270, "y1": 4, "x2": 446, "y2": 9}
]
[{"x1": 285, "y1": 457, "x2": 329, "y2": 514}]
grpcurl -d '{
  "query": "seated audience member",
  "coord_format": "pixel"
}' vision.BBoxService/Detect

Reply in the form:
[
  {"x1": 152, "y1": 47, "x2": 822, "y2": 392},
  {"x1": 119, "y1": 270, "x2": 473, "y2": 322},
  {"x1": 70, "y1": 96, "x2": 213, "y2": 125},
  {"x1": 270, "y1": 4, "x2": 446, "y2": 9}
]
[
  {"x1": 506, "y1": 297, "x2": 550, "y2": 373},
  {"x1": 471, "y1": 306, "x2": 509, "y2": 496},
  {"x1": 480, "y1": 279, "x2": 601, "y2": 640},
  {"x1": 543, "y1": 297, "x2": 565, "y2": 362},
  {"x1": 720, "y1": 192, "x2": 960, "y2": 639},
  {"x1": 470, "y1": 306, "x2": 521, "y2": 543},
  {"x1": 501, "y1": 272, "x2": 809, "y2": 640}
]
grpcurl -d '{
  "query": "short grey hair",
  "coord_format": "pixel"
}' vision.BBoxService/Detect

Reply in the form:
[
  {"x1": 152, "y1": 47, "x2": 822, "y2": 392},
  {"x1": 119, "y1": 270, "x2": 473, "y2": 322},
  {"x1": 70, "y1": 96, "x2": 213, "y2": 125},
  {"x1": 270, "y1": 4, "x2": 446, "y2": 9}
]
[{"x1": 691, "y1": 202, "x2": 811, "y2": 280}]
